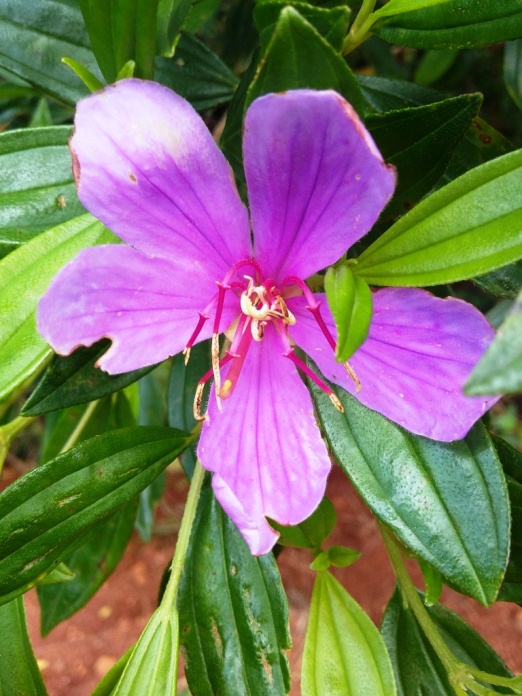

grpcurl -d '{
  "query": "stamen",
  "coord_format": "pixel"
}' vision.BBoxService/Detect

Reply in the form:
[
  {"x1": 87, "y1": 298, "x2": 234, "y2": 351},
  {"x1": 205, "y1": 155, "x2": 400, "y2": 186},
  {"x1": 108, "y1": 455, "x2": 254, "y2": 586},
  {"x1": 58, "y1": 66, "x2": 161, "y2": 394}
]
[
  {"x1": 283, "y1": 347, "x2": 344, "y2": 413},
  {"x1": 184, "y1": 311, "x2": 210, "y2": 365},
  {"x1": 219, "y1": 326, "x2": 253, "y2": 400},
  {"x1": 193, "y1": 353, "x2": 233, "y2": 421},
  {"x1": 222, "y1": 258, "x2": 263, "y2": 286}
]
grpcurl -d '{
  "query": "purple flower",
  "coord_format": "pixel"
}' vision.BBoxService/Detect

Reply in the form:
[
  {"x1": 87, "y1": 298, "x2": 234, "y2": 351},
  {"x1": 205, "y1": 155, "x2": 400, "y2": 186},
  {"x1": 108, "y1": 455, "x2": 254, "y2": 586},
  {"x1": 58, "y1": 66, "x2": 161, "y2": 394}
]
[{"x1": 38, "y1": 79, "x2": 496, "y2": 555}]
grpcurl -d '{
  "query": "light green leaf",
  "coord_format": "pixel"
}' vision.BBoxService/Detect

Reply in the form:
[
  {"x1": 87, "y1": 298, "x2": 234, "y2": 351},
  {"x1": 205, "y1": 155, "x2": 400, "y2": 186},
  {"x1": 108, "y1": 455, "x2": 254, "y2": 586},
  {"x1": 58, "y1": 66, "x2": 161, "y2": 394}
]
[
  {"x1": 355, "y1": 149, "x2": 522, "y2": 286},
  {"x1": 310, "y1": 376, "x2": 510, "y2": 606},
  {"x1": 465, "y1": 289, "x2": 522, "y2": 395},
  {"x1": 372, "y1": 0, "x2": 451, "y2": 20},
  {"x1": 269, "y1": 497, "x2": 337, "y2": 550},
  {"x1": 112, "y1": 606, "x2": 178, "y2": 696},
  {"x1": 0, "y1": 597, "x2": 48, "y2": 696},
  {"x1": 157, "y1": 0, "x2": 191, "y2": 56},
  {"x1": 302, "y1": 571, "x2": 396, "y2": 696},
  {"x1": 0, "y1": 214, "x2": 114, "y2": 402},
  {"x1": 324, "y1": 264, "x2": 373, "y2": 362}
]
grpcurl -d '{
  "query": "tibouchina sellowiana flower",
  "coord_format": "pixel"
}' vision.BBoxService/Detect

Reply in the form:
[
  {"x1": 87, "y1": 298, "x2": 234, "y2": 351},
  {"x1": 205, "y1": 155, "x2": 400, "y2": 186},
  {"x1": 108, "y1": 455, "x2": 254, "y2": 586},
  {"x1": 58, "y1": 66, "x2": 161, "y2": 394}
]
[{"x1": 39, "y1": 79, "x2": 496, "y2": 554}]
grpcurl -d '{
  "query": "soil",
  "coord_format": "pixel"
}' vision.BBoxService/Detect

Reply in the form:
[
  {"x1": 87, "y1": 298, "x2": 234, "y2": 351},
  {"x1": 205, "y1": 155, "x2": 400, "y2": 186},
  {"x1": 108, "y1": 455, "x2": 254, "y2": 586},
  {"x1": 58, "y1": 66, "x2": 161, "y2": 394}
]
[{"x1": 6, "y1": 464, "x2": 521, "y2": 695}]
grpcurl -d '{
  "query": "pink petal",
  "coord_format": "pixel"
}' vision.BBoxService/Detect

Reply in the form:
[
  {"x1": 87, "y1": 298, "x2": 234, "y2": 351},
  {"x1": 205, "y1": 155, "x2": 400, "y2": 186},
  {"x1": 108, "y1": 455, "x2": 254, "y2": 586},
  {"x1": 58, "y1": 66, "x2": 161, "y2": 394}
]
[
  {"x1": 70, "y1": 79, "x2": 251, "y2": 280},
  {"x1": 38, "y1": 245, "x2": 238, "y2": 373},
  {"x1": 287, "y1": 288, "x2": 497, "y2": 442},
  {"x1": 244, "y1": 90, "x2": 396, "y2": 281},
  {"x1": 197, "y1": 324, "x2": 332, "y2": 555}
]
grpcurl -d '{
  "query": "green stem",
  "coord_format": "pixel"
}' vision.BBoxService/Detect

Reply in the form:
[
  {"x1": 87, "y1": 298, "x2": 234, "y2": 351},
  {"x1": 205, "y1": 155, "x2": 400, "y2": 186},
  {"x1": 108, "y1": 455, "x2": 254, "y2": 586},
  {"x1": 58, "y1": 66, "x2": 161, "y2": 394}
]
[
  {"x1": 162, "y1": 460, "x2": 205, "y2": 608},
  {"x1": 380, "y1": 525, "x2": 522, "y2": 695},
  {"x1": 380, "y1": 524, "x2": 457, "y2": 673},
  {"x1": 343, "y1": 0, "x2": 376, "y2": 54},
  {"x1": 0, "y1": 415, "x2": 37, "y2": 475},
  {"x1": 59, "y1": 400, "x2": 99, "y2": 453}
]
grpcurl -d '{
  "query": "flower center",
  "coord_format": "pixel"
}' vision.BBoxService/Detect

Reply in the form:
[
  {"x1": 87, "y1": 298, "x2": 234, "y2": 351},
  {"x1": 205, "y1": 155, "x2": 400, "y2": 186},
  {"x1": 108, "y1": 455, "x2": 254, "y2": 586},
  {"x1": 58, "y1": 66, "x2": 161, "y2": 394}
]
[{"x1": 184, "y1": 258, "x2": 358, "y2": 421}]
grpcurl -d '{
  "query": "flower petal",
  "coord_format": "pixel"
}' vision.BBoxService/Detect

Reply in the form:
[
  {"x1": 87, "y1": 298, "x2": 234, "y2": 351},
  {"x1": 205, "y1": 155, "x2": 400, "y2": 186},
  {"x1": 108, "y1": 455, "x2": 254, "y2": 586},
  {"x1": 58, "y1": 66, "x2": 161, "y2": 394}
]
[
  {"x1": 244, "y1": 90, "x2": 396, "y2": 281},
  {"x1": 38, "y1": 245, "x2": 238, "y2": 373},
  {"x1": 71, "y1": 79, "x2": 251, "y2": 279},
  {"x1": 287, "y1": 288, "x2": 497, "y2": 441},
  {"x1": 197, "y1": 324, "x2": 331, "y2": 555}
]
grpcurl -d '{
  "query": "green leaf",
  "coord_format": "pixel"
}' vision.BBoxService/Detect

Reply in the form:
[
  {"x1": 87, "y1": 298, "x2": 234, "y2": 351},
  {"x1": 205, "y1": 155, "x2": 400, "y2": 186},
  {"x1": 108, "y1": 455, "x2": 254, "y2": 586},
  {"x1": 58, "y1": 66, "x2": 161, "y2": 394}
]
[
  {"x1": 465, "y1": 289, "x2": 522, "y2": 395},
  {"x1": 309, "y1": 375, "x2": 510, "y2": 605},
  {"x1": 0, "y1": 214, "x2": 114, "y2": 403},
  {"x1": 37, "y1": 500, "x2": 137, "y2": 635},
  {"x1": 38, "y1": 562, "x2": 75, "y2": 585},
  {"x1": 111, "y1": 604, "x2": 178, "y2": 695},
  {"x1": 492, "y1": 437, "x2": 522, "y2": 604},
  {"x1": 247, "y1": 6, "x2": 364, "y2": 116},
  {"x1": 168, "y1": 339, "x2": 211, "y2": 476},
  {"x1": 254, "y1": 1, "x2": 351, "y2": 52},
  {"x1": 414, "y1": 49, "x2": 459, "y2": 86},
  {"x1": 61, "y1": 56, "x2": 105, "y2": 92},
  {"x1": 270, "y1": 497, "x2": 337, "y2": 550},
  {"x1": 309, "y1": 546, "x2": 361, "y2": 571},
  {"x1": 373, "y1": 0, "x2": 522, "y2": 50},
  {"x1": 324, "y1": 264, "x2": 373, "y2": 362},
  {"x1": 90, "y1": 647, "x2": 134, "y2": 696},
  {"x1": 0, "y1": 426, "x2": 192, "y2": 602},
  {"x1": 0, "y1": 126, "x2": 85, "y2": 254},
  {"x1": 155, "y1": 33, "x2": 239, "y2": 112},
  {"x1": 382, "y1": 587, "x2": 513, "y2": 695},
  {"x1": 473, "y1": 261, "x2": 522, "y2": 299},
  {"x1": 22, "y1": 340, "x2": 155, "y2": 416},
  {"x1": 0, "y1": 597, "x2": 49, "y2": 696},
  {"x1": 366, "y1": 94, "x2": 481, "y2": 218},
  {"x1": 504, "y1": 39, "x2": 522, "y2": 114},
  {"x1": 157, "y1": 0, "x2": 192, "y2": 56},
  {"x1": 355, "y1": 148, "x2": 522, "y2": 287},
  {"x1": 178, "y1": 479, "x2": 291, "y2": 696},
  {"x1": 80, "y1": 0, "x2": 159, "y2": 81},
  {"x1": 418, "y1": 558, "x2": 443, "y2": 606},
  {"x1": 0, "y1": 0, "x2": 102, "y2": 104},
  {"x1": 302, "y1": 571, "x2": 396, "y2": 696},
  {"x1": 371, "y1": 0, "x2": 452, "y2": 19}
]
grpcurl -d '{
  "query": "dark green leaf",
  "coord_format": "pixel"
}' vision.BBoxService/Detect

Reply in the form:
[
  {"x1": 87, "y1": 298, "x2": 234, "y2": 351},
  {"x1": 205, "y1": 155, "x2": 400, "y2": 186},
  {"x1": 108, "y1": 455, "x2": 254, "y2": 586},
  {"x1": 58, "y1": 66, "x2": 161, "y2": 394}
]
[
  {"x1": 81, "y1": 0, "x2": 159, "y2": 81},
  {"x1": 302, "y1": 571, "x2": 396, "y2": 695},
  {"x1": 157, "y1": 0, "x2": 192, "y2": 56},
  {"x1": 492, "y1": 437, "x2": 522, "y2": 604},
  {"x1": 247, "y1": 7, "x2": 364, "y2": 116},
  {"x1": 156, "y1": 32, "x2": 239, "y2": 111},
  {"x1": 0, "y1": 426, "x2": 192, "y2": 601},
  {"x1": 465, "y1": 290, "x2": 522, "y2": 395},
  {"x1": 23, "y1": 340, "x2": 155, "y2": 416},
  {"x1": 310, "y1": 374, "x2": 510, "y2": 605},
  {"x1": 168, "y1": 339, "x2": 211, "y2": 476},
  {"x1": 0, "y1": 214, "x2": 114, "y2": 403},
  {"x1": 373, "y1": 1, "x2": 522, "y2": 50},
  {"x1": 178, "y1": 479, "x2": 291, "y2": 696},
  {"x1": 37, "y1": 500, "x2": 137, "y2": 634},
  {"x1": 0, "y1": 597, "x2": 48, "y2": 696},
  {"x1": 270, "y1": 497, "x2": 337, "y2": 550},
  {"x1": 0, "y1": 126, "x2": 84, "y2": 254},
  {"x1": 504, "y1": 39, "x2": 522, "y2": 114},
  {"x1": 382, "y1": 587, "x2": 513, "y2": 695},
  {"x1": 324, "y1": 264, "x2": 373, "y2": 362},
  {"x1": 254, "y1": 1, "x2": 350, "y2": 52},
  {"x1": 473, "y1": 261, "x2": 522, "y2": 300},
  {"x1": 355, "y1": 149, "x2": 522, "y2": 287},
  {"x1": 366, "y1": 94, "x2": 481, "y2": 218},
  {"x1": 0, "y1": 0, "x2": 102, "y2": 104}
]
